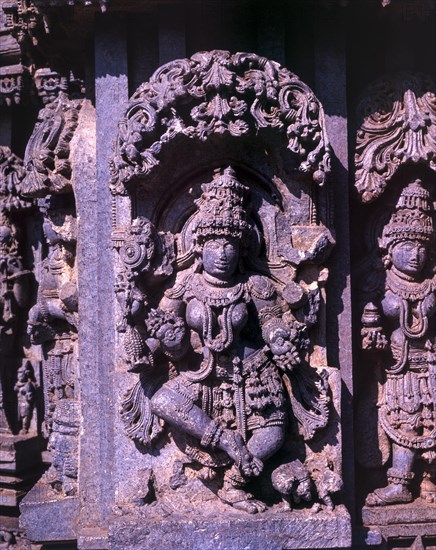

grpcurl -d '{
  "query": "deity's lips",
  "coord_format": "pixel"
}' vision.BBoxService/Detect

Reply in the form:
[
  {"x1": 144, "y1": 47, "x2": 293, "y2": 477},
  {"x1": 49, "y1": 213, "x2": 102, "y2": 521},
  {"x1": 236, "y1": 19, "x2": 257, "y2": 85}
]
[{"x1": 214, "y1": 261, "x2": 231, "y2": 269}]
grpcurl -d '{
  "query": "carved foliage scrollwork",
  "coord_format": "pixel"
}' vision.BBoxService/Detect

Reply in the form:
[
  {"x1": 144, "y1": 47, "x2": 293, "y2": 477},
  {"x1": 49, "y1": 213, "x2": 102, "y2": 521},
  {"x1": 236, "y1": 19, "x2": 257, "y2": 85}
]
[
  {"x1": 0, "y1": 147, "x2": 29, "y2": 212},
  {"x1": 355, "y1": 73, "x2": 436, "y2": 203},
  {"x1": 21, "y1": 92, "x2": 81, "y2": 198},
  {"x1": 110, "y1": 50, "x2": 331, "y2": 194}
]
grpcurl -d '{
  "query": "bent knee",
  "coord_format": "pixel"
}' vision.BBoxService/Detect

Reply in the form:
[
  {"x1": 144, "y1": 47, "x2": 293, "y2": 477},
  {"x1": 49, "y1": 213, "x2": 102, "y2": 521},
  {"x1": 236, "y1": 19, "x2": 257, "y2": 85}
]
[{"x1": 247, "y1": 425, "x2": 285, "y2": 460}]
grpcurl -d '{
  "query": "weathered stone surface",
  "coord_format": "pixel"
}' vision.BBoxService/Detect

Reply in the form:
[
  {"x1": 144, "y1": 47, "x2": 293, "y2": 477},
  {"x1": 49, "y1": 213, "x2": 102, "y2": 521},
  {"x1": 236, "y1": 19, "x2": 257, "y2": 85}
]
[
  {"x1": 0, "y1": 1, "x2": 434, "y2": 549},
  {"x1": 20, "y1": 487, "x2": 78, "y2": 542},
  {"x1": 108, "y1": 505, "x2": 351, "y2": 550}
]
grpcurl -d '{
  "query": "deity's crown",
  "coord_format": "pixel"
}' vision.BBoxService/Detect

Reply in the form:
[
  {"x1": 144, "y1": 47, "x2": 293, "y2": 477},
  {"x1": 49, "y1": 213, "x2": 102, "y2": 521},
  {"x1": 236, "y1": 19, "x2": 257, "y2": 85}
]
[
  {"x1": 193, "y1": 166, "x2": 251, "y2": 243},
  {"x1": 381, "y1": 179, "x2": 433, "y2": 247}
]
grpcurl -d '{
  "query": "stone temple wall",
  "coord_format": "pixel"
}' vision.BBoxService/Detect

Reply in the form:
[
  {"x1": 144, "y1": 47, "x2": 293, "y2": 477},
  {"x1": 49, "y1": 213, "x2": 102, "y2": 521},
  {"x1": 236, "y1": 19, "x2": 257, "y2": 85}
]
[{"x1": 0, "y1": 1, "x2": 435, "y2": 549}]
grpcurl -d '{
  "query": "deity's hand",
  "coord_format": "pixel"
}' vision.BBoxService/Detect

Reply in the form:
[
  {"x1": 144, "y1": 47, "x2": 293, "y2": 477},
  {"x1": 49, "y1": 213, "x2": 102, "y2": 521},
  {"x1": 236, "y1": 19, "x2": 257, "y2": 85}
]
[
  {"x1": 361, "y1": 302, "x2": 388, "y2": 351},
  {"x1": 146, "y1": 309, "x2": 190, "y2": 361},
  {"x1": 361, "y1": 327, "x2": 388, "y2": 351},
  {"x1": 263, "y1": 319, "x2": 301, "y2": 371}
]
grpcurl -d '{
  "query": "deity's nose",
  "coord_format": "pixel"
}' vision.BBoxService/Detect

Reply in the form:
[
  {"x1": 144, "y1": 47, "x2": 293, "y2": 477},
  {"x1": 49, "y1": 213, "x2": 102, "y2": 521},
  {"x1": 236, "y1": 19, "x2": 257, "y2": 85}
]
[{"x1": 410, "y1": 247, "x2": 419, "y2": 260}]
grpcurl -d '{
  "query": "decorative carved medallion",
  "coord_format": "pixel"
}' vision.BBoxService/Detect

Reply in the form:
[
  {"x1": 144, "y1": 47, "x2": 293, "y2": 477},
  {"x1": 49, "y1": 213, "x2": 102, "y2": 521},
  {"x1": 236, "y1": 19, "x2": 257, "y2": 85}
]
[
  {"x1": 355, "y1": 73, "x2": 436, "y2": 203},
  {"x1": 110, "y1": 50, "x2": 331, "y2": 194}
]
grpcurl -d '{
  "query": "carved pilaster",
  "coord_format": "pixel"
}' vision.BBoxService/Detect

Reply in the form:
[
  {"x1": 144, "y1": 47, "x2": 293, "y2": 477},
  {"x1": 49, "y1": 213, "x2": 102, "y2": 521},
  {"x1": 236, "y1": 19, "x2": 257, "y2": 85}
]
[{"x1": 20, "y1": 93, "x2": 80, "y2": 499}]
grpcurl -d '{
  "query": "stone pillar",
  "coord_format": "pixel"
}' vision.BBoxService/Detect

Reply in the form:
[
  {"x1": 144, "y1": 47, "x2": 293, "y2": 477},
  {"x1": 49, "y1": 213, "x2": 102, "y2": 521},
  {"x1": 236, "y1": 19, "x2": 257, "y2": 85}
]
[{"x1": 76, "y1": 14, "x2": 128, "y2": 550}]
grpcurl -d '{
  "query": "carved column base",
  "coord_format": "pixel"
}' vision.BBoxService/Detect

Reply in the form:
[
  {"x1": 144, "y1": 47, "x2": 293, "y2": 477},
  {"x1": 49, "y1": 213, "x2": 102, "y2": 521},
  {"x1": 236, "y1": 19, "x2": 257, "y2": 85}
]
[
  {"x1": 363, "y1": 504, "x2": 436, "y2": 547},
  {"x1": 0, "y1": 515, "x2": 31, "y2": 550},
  {"x1": 107, "y1": 505, "x2": 351, "y2": 550},
  {"x1": 0, "y1": 435, "x2": 42, "y2": 507},
  {"x1": 19, "y1": 486, "x2": 78, "y2": 544}
]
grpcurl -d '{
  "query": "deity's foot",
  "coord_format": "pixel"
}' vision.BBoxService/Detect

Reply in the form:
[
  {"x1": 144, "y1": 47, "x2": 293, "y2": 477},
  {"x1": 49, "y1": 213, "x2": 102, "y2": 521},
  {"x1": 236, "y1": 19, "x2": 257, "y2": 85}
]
[
  {"x1": 421, "y1": 490, "x2": 436, "y2": 503},
  {"x1": 218, "y1": 486, "x2": 267, "y2": 514},
  {"x1": 365, "y1": 483, "x2": 412, "y2": 506},
  {"x1": 420, "y1": 474, "x2": 436, "y2": 503}
]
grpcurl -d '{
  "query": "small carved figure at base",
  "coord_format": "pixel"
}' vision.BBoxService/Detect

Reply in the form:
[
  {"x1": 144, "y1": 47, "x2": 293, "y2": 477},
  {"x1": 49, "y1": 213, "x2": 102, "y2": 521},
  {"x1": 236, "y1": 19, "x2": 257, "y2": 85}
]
[
  {"x1": 14, "y1": 362, "x2": 36, "y2": 435},
  {"x1": 271, "y1": 459, "x2": 312, "y2": 510},
  {"x1": 306, "y1": 456, "x2": 343, "y2": 511},
  {"x1": 420, "y1": 467, "x2": 436, "y2": 503}
]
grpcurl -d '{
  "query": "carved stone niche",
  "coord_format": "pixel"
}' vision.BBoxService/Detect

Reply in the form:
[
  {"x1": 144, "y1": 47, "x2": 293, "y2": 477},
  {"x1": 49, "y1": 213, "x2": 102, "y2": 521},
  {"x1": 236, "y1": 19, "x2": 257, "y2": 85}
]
[
  {"x1": 109, "y1": 50, "x2": 350, "y2": 549},
  {"x1": 0, "y1": 146, "x2": 40, "y2": 539},
  {"x1": 354, "y1": 73, "x2": 436, "y2": 546}
]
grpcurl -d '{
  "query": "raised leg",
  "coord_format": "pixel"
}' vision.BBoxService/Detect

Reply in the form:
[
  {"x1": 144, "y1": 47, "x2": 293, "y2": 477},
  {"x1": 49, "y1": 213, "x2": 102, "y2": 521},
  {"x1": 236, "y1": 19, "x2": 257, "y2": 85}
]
[{"x1": 151, "y1": 385, "x2": 254, "y2": 472}]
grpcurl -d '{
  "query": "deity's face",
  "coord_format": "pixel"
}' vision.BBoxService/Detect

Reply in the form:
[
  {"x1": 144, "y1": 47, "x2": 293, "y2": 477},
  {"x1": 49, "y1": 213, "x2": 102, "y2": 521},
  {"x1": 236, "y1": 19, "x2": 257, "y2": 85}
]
[
  {"x1": 0, "y1": 225, "x2": 12, "y2": 246},
  {"x1": 202, "y1": 236, "x2": 239, "y2": 280},
  {"x1": 296, "y1": 479, "x2": 312, "y2": 501},
  {"x1": 391, "y1": 240, "x2": 428, "y2": 277}
]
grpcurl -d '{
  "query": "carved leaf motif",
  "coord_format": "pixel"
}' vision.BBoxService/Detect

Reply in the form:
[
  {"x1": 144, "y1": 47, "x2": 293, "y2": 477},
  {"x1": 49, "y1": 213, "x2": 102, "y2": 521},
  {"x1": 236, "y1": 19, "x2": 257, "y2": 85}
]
[
  {"x1": 110, "y1": 50, "x2": 331, "y2": 194},
  {"x1": 120, "y1": 374, "x2": 166, "y2": 447},
  {"x1": 355, "y1": 73, "x2": 436, "y2": 203},
  {"x1": 21, "y1": 92, "x2": 81, "y2": 198}
]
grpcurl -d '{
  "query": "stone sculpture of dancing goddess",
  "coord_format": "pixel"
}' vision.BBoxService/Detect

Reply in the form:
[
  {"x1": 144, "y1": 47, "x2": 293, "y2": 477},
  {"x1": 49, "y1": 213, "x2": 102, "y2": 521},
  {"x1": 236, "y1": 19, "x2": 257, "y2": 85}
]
[
  {"x1": 121, "y1": 167, "x2": 331, "y2": 514},
  {"x1": 362, "y1": 180, "x2": 436, "y2": 506}
]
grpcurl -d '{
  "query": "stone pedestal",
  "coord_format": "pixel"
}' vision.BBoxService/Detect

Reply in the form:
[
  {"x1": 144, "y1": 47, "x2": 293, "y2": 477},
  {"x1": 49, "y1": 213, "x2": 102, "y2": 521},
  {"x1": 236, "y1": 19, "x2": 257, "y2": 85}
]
[
  {"x1": 363, "y1": 503, "x2": 436, "y2": 545},
  {"x1": 0, "y1": 435, "x2": 43, "y2": 547},
  {"x1": 108, "y1": 505, "x2": 352, "y2": 550},
  {"x1": 0, "y1": 435, "x2": 42, "y2": 507}
]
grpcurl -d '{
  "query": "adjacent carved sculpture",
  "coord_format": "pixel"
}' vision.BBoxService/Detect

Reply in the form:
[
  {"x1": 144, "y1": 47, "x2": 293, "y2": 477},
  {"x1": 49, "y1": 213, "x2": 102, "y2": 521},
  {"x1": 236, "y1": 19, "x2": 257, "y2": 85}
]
[
  {"x1": 14, "y1": 361, "x2": 37, "y2": 435},
  {"x1": 26, "y1": 197, "x2": 77, "y2": 435},
  {"x1": 0, "y1": 147, "x2": 31, "y2": 434},
  {"x1": 355, "y1": 74, "x2": 436, "y2": 203},
  {"x1": 21, "y1": 91, "x2": 80, "y2": 494},
  {"x1": 41, "y1": 399, "x2": 79, "y2": 496},
  {"x1": 361, "y1": 180, "x2": 436, "y2": 505},
  {"x1": 355, "y1": 72, "x2": 436, "y2": 516}
]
